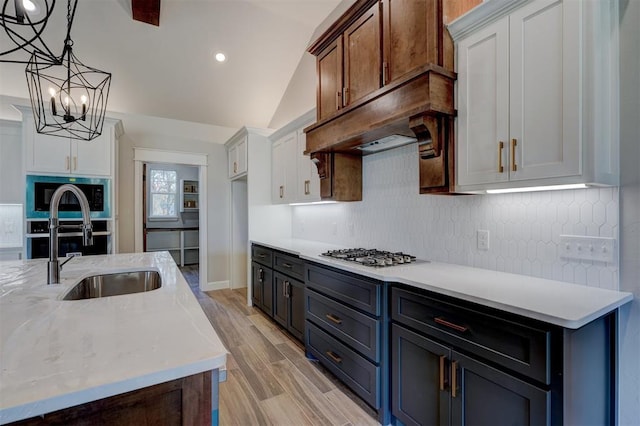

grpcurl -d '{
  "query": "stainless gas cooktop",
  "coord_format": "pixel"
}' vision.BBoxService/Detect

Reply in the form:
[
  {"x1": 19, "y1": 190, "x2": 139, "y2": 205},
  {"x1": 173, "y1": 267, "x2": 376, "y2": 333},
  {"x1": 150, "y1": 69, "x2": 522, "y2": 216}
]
[{"x1": 320, "y1": 248, "x2": 419, "y2": 267}]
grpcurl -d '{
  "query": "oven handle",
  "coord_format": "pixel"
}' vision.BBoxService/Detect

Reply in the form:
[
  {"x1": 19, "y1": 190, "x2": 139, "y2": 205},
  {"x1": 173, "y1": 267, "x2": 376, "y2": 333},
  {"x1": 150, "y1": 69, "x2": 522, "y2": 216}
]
[{"x1": 26, "y1": 231, "x2": 111, "y2": 238}]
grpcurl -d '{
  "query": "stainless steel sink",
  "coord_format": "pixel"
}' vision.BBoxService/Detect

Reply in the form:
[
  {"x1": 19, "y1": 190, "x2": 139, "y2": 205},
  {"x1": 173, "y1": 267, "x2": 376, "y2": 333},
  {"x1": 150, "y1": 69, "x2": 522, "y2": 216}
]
[{"x1": 62, "y1": 270, "x2": 161, "y2": 300}]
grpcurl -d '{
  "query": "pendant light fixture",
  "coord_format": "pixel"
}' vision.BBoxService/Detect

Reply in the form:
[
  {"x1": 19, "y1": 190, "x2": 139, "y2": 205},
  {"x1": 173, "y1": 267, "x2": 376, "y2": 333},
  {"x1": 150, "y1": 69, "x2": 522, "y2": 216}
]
[
  {"x1": 24, "y1": 0, "x2": 111, "y2": 141},
  {"x1": 1, "y1": 0, "x2": 59, "y2": 63}
]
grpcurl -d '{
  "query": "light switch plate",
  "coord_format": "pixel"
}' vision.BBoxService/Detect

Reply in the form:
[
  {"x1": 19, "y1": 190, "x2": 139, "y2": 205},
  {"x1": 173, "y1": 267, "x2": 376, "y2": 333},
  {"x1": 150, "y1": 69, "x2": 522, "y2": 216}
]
[{"x1": 559, "y1": 235, "x2": 616, "y2": 263}]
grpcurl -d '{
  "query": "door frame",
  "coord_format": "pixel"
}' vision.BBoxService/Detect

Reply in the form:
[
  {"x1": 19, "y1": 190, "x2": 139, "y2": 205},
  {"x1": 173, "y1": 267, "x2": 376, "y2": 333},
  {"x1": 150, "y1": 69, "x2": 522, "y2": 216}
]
[{"x1": 133, "y1": 147, "x2": 208, "y2": 290}]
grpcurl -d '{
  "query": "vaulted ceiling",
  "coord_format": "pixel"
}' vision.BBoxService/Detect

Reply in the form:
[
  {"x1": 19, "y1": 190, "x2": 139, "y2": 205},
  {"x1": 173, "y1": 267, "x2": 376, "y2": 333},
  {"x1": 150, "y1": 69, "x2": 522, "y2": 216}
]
[{"x1": 0, "y1": 0, "x2": 341, "y2": 129}]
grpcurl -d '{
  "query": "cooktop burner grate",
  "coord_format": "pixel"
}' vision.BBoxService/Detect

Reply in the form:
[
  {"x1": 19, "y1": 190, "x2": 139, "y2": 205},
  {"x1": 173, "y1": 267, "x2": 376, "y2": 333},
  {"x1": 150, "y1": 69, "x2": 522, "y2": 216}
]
[{"x1": 321, "y1": 248, "x2": 417, "y2": 267}]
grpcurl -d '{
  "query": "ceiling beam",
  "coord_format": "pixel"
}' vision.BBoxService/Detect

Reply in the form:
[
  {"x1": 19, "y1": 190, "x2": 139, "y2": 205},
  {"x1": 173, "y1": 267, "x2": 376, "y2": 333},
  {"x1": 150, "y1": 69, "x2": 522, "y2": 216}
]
[{"x1": 132, "y1": 0, "x2": 161, "y2": 26}]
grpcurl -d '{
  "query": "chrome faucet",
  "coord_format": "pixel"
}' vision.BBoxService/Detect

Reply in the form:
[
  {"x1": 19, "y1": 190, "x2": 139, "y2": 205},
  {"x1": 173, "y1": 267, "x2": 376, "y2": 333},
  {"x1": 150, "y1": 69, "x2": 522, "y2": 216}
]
[{"x1": 47, "y1": 184, "x2": 94, "y2": 284}]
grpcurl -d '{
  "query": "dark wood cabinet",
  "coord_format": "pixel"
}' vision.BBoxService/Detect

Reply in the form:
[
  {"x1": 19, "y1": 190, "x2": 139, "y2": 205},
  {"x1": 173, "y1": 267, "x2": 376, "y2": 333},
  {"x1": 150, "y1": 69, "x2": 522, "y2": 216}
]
[
  {"x1": 317, "y1": 37, "x2": 343, "y2": 121},
  {"x1": 251, "y1": 244, "x2": 305, "y2": 343}
]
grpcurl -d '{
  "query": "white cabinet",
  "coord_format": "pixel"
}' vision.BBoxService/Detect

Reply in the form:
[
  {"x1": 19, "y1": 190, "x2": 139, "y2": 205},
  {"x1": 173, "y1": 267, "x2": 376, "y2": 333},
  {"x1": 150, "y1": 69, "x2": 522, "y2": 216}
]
[
  {"x1": 271, "y1": 131, "x2": 298, "y2": 203},
  {"x1": 227, "y1": 136, "x2": 247, "y2": 179},
  {"x1": 270, "y1": 110, "x2": 320, "y2": 204},
  {"x1": 453, "y1": 0, "x2": 618, "y2": 192},
  {"x1": 23, "y1": 116, "x2": 113, "y2": 177}
]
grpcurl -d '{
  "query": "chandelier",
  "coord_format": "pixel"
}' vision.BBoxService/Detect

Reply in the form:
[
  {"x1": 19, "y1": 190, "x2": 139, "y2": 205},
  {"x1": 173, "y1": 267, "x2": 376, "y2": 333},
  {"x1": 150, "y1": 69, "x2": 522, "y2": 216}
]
[
  {"x1": 1, "y1": 0, "x2": 59, "y2": 63},
  {"x1": 24, "y1": 0, "x2": 111, "y2": 140}
]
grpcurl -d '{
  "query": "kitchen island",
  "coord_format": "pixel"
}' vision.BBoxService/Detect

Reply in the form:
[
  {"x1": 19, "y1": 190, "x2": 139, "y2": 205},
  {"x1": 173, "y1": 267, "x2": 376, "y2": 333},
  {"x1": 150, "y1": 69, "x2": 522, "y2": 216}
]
[{"x1": 0, "y1": 252, "x2": 227, "y2": 425}]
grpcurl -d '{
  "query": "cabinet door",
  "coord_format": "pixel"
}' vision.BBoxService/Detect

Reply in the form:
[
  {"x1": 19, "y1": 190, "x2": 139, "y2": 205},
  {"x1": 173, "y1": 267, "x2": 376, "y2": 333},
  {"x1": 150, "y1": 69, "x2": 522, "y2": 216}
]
[
  {"x1": 391, "y1": 324, "x2": 451, "y2": 426},
  {"x1": 343, "y1": 2, "x2": 381, "y2": 106},
  {"x1": 382, "y1": 0, "x2": 442, "y2": 85},
  {"x1": 273, "y1": 273, "x2": 289, "y2": 328},
  {"x1": 509, "y1": 0, "x2": 580, "y2": 181},
  {"x1": 287, "y1": 278, "x2": 305, "y2": 341},
  {"x1": 26, "y1": 131, "x2": 71, "y2": 175},
  {"x1": 317, "y1": 36, "x2": 343, "y2": 121},
  {"x1": 236, "y1": 137, "x2": 248, "y2": 176},
  {"x1": 451, "y1": 350, "x2": 550, "y2": 426},
  {"x1": 72, "y1": 133, "x2": 112, "y2": 176},
  {"x1": 456, "y1": 16, "x2": 510, "y2": 186},
  {"x1": 272, "y1": 132, "x2": 296, "y2": 203},
  {"x1": 296, "y1": 129, "x2": 320, "y2": 202},
  {"x1": 261, "y1": 267, "x2": 274, "y2": 316},
  {"x1": 251, "y1": 262, "x2": 264, "y2": 308}
]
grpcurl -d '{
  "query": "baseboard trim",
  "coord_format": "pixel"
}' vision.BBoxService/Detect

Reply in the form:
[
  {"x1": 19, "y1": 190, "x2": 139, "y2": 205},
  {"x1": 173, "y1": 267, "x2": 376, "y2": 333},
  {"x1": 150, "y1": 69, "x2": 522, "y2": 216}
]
[{"x1": 202, "y1": 280, "x2": 229, "y2": 292}]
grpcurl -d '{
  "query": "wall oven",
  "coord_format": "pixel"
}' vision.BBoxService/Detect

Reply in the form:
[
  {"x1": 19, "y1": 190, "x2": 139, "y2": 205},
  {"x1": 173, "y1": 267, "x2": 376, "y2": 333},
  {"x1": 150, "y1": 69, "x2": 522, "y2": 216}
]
[{"x1": 26, "y1": 220, "x2": 111, "y2": 259}]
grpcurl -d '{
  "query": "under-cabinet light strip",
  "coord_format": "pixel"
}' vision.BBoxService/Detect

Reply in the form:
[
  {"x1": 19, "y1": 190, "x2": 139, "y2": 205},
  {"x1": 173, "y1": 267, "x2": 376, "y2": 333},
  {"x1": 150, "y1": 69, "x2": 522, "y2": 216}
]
[
  {"x1": 289, "y1": 201, "x2": 338, "y2": 206},
  {"x1": 486, "y1": 183, "x2": 589, "y2": 194}
]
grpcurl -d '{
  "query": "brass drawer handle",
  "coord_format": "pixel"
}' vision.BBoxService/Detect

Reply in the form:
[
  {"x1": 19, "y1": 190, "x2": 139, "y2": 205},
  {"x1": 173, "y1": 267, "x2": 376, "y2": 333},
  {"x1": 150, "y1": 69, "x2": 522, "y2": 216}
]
[
  {"x1": 451, "y1": 360, "x2": 458, "y2": 398},
  {"x1": 439, "y1": 355, "x2": 446, "y2": 391},
  {"x1": 283, "y1": 280, "x2": 290, "y2": 298},
  {"x1": 282, "y1": 262, "x2": 293, "y2": 269},
  {"x1": 279, "y1": 185, "x2": 284, "y2": 199},
  {"x1": 326, "y1": 350, "x2": 342, "y2": 364},
  {"x1": 304, "y1": 180, "x2": 310, "y2": 195},
  {"x1": 498, "y1": 141, "x2": 504, "y2": 173},
  {"x1": 434, "y1": 317, "x2": 468, "y2": 333},
  {"x1": 257, "y1": 253, "x2": 266, "y2": 258},
  {"x1": 325, "y1": 313, "x2": 342, "y2": 325},
  {"x1": 510, "y1": 138, "x2": 517, "y2": 172}
]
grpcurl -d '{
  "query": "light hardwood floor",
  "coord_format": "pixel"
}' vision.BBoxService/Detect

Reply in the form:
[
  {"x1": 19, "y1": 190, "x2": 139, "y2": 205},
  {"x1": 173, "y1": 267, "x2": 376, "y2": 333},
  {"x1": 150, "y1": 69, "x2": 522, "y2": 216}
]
[{"x1": 180, "y1": 265, "x2": 379, "y2": 426}]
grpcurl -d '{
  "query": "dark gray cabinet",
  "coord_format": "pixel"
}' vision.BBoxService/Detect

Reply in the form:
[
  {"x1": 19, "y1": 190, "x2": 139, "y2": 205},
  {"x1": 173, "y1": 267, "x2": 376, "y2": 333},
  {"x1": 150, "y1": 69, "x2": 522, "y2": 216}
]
[
  {"x1": 251, "y1": 244, "x2": 305, "y2": 343},
  {"x1": 304, "y1": 262, "x2": 387, "y2": 419},
  {"x1": 392, "y1": 323, "x2": 550, "y2": 426},
  {"x1": 390, "y1": 284, "x2": 616, "y2": 426}
]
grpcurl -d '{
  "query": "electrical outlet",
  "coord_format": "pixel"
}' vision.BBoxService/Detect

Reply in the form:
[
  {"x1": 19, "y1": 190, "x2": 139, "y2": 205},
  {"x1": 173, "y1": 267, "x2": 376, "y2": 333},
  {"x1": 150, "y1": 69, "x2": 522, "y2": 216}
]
[
  {"x1": 477, "y1": 230, "x2": 490, "y2": 250},
  {"x1": 559, "y1": 235, "x2": 616, "y2": 263}
]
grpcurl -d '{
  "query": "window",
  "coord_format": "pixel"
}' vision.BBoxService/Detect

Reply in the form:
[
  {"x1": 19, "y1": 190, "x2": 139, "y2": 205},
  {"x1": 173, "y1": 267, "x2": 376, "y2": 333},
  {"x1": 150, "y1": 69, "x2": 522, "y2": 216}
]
[{"x1": 149, "y1": 169, "x2": 177, "y2": 218}]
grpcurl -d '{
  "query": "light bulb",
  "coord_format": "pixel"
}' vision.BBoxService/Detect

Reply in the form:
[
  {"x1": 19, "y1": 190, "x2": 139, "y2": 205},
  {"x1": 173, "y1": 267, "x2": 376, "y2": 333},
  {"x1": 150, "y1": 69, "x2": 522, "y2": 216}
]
[
  {"x1": 64, "y1": 96, "x2": 69, "y2": 106},
  {"x1": 48, "y1": 87, "x2": 56, "y2": 97},
  {"x1": 81, "y1": 95, "x2": 87, "y2": 104},
  {"x1": 22, "y1": 0, "x2": 36, "y2": 12}
]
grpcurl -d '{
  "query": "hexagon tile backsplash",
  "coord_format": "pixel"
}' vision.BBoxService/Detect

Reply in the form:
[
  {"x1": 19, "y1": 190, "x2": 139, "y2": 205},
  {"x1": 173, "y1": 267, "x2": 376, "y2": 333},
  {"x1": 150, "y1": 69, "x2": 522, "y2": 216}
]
[{"x1": 292, "y1": 144, "x2": 619, "y2": 290}]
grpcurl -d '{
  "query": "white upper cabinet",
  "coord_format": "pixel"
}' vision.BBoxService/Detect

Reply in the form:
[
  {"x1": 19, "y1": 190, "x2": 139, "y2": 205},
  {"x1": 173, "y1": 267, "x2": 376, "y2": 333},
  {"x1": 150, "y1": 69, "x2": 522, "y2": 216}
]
[
  {"x1": 227, "y1": 135, "x2": 248, "y2": 179},
  {"x1": 453, "y1": 0, "x2": 619, "y2": 192},
  {"x1": 21, "y1": 108, "x2": 116, "y2": 177},
  {"x1": 270, "y1": 110, "x2": 320, "y2": 204}
]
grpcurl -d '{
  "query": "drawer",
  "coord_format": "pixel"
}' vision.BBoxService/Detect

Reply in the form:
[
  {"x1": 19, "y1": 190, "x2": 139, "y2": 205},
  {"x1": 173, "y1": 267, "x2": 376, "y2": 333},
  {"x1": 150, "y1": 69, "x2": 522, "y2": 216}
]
[
  {"x1": 306, "y1": 321, "x2": 380, "y2": 409},
  {"x1": 251, "y1": 244, "x2": 273, "y2": 267},
  {"x1": 305, "y1": 263, "x2": 381, "y2": 316},
  {"x1": 273, "y1": 251, "x2": 304, "y2": 281},
  {"x1": 391, "y1": 286, "x2": 551, "y2": 385},
  {"x1": 306, "y1": 288, "x2": 380, "y2": 362}
]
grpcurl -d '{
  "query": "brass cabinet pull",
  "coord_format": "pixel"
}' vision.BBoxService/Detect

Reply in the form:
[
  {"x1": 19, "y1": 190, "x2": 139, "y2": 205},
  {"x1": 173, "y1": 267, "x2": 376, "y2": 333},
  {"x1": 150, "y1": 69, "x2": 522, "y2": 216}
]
[
  {"x1": 336, "y1": 91, "x2": 341, "y2": 110},
  {"x1": 283, "y1": 280, "x2": 289, "y2": 298},
  {"x1": 73, "y1": 156, "x2": 77, "y2": 171},
  {"x1": 342, "y1": 87, "x2": 348, "y2": 106},
  {"x1": 304, "y1": 180, "x2": 310, "y2": 195},
  {"x1": 65, "y1": 156, "x2": 70, "y2": 170},
  {"x1": 279, "y1": 185, "x2": 284, "y2": 199},
  {"x1": 434, "y1": 317, "x2": 468, "y2": 333},
  {"x1": 325, "y1": 313, "x2": 342, "y2": 325},
  {"x1": 233, "y1": 161, "x2": 237, "y2": 174},
  {"x1": 439, "y1": 355, "x2": 446, "y2": 391},
  {"x1": 383, "y1": 61, "x2": 389, "y2": 85},
  {"x1": 510, "y1": 138, "x2": 517, "y2": 172},
  {"x1": 326, "y1": 350, "x2": 342, "y2": 364},
  {"x1": 497, "y1": 141, "x2": 504, "y2": 173},
  {"x1": 451, "y1": 361, "x2": 458, "y2": 398}
]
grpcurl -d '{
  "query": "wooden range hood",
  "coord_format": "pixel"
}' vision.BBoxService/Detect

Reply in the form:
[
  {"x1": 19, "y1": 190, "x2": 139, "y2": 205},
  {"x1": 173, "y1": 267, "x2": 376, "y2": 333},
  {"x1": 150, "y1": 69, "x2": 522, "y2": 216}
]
[{"x1": 304, "y1": 0, "x2": 458, "y2": 198}]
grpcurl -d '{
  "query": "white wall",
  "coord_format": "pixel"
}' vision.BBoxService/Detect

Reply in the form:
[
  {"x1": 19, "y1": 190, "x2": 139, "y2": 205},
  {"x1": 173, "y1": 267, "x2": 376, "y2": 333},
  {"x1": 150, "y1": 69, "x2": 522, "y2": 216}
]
[
  {"x1": 0, "y1": 119, "x2": 22, "y2": 203},
  {"x1": 268, "y1": 53, "x2": 317, "y2": 130},
  {"x1": 618, "y1": 0, "x2": 640, "y2": 423}
]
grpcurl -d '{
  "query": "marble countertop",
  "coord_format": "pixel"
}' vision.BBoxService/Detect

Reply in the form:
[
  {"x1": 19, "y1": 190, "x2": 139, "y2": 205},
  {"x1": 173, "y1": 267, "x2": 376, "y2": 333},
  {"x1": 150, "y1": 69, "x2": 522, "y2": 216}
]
[
  {"x1": 253, "y1": 238, "x2": 633, "y2": 329},
  {"x1": 0, "y1": 252, "x2": 227, "y2": 424}
]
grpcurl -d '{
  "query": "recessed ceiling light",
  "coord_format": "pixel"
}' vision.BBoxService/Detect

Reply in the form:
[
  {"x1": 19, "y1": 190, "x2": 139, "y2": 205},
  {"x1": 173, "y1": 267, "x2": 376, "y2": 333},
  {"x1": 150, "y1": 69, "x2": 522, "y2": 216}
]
[{"x1": 215, "y1": 52, "x2": 226, "y2": 62}]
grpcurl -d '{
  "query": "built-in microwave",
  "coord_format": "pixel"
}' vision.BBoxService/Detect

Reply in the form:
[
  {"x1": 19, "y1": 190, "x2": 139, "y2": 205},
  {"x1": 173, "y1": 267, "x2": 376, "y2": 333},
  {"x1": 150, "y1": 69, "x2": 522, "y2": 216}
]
[{"x1": 26, "y1": 175, "x2": 111, "y2": 219}]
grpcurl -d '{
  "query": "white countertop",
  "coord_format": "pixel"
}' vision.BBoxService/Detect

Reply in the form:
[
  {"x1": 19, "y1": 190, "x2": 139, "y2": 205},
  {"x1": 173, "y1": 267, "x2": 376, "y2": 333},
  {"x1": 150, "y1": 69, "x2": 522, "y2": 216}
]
[
  {"x1": 0, "y1": 252, "x2": 227, "y2": 424},
  {"x1": 253, "y1": 238, "x2": 633, "y2": 329}
]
